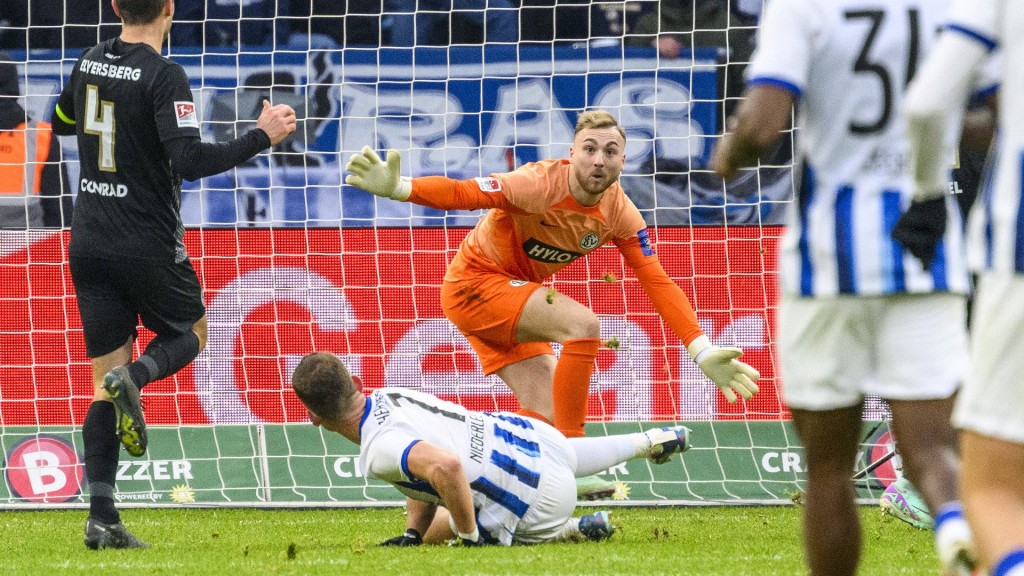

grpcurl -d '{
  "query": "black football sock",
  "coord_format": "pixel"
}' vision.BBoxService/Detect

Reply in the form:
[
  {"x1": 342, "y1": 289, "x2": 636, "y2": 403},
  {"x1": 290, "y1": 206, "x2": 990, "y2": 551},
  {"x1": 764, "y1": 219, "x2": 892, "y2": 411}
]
[
  {"x1": 83, "y1": 401, "x2": 120, "y2": 525},
  {"x1": 127, "y1": 331, "x2": 200, "y2": 389}
]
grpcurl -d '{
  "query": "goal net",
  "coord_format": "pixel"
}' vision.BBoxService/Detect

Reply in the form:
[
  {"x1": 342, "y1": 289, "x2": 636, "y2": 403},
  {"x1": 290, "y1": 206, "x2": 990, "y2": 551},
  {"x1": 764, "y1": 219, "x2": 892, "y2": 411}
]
[{"x1": 0, "y1": 1, "x2": 897, "y2": 508}]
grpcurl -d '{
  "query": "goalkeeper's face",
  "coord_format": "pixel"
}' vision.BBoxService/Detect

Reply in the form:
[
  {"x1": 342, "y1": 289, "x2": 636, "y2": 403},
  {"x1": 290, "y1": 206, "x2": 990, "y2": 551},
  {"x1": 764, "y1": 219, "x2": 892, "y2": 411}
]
[{"x1": 570, "y1": 128, "x2": 626, "y2": 197}]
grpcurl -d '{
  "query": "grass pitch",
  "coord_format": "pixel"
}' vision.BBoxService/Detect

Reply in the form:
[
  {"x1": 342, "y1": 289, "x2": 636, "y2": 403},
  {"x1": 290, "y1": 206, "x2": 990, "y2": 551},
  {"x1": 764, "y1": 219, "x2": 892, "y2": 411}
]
[{"x1": 3, "y1": 505, "x2": 937, "y2": 575}]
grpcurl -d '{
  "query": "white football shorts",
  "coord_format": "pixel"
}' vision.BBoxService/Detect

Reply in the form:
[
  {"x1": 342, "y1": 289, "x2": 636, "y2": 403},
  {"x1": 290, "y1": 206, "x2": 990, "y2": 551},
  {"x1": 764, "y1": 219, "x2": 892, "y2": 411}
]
[
  {"x1": 778, "y1": 292, "x2": 969, "y2": 411},
  {"x1": 954, "y1": 273, "x2": 1024, "y2": 443},
  {"x1": 509, "y1": 421, "x2": 578, "y2": 545}
]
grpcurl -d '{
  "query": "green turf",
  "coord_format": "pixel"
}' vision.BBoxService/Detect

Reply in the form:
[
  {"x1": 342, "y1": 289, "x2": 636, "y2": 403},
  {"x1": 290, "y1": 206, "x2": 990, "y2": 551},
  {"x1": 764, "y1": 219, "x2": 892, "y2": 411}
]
[{"x1": 2, "y1": 506, "x2": 937, "y2": 575}]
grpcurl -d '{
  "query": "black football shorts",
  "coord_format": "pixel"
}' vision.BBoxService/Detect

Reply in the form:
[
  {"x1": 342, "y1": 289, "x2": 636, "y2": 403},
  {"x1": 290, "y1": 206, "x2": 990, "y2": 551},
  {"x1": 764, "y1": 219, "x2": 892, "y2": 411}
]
[{"x1": 70, "y1": 255, "x2": 205, "y2": 358}]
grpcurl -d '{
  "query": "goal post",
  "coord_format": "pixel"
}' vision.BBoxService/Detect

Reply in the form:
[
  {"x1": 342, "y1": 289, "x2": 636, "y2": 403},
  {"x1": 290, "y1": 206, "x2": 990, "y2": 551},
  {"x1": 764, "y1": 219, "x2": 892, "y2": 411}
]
[{"x1": 0, "y1": 10, "x2": 896, "y2": 508}]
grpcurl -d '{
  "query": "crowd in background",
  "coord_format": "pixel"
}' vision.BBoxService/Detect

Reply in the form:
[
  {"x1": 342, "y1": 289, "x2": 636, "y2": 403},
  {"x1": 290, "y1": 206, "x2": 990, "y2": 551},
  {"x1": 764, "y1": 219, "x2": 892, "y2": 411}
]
[
  {"x1": 0, "y1": 1, "x2": 762, "y2": 55},
  {"x1": 0, "y1": 1, "x2": 771, "y2": 229}
]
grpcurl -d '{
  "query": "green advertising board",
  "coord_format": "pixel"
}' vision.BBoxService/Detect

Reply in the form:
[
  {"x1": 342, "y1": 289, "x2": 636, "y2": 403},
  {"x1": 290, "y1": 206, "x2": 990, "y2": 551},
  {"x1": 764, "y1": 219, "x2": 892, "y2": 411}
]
[{"x1": 0, "y1": 421, "x2": 896, "y2": 508}]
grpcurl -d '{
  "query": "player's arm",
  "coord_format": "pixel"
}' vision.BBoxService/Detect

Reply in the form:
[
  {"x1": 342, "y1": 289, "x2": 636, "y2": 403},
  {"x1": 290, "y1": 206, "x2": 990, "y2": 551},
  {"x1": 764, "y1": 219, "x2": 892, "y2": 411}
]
[
  {"x1": 892, "y1": 27, "x2": 995, "y2": 267},
  {"x1": 710, "y1": 84, "x2": 794, "y2": 181},
  {"x1": 343, "y1": 146, "x2": 512, "y2": 212},
  {"x1": 164, "y1": 100, "x2": 296, "y2": 182},
  {"x1": 617, "y1": 237, "x2": 760, "y2": 403},
  {"x1": 380, "y1": 497, "x2": 436, "y2": 546},
  {"x1": 50, "y1": 77, "x2": 77, "y2": 137},
  {"x1": 711, "y1": 0, "x2": 805, "y2": 181},
  {"x1": 904, "y1": 32, "x2": 992, "y2": 202},
  {"x1": 403, "y1": 440, "x2": 481, "y2": 545}
]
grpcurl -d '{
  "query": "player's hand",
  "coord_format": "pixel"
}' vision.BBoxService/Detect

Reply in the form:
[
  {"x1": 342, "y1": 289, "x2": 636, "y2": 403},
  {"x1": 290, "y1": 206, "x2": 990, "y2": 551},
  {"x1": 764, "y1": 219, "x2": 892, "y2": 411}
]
[
  {"x1": 448, "y1": 536, "x2": 485, "y2": 547},
  {"x1": 687, "y1": 335, "x2": 760, "y2": 403},
  {"x1": 891, "y1": 197, "x2": 947, "y2": 269},
  {"x1": 380, "y1": 528, "x2": 422, "y2": 546},
  {"x1": 710, "y1": 126, "x2": 740, "y2": 181},
  {"x1": 344, "y1": 146, "x2": 411, "y2": 200},
  {"x1": 256, "y1": 99, "x2": 297, "y2": 146}
]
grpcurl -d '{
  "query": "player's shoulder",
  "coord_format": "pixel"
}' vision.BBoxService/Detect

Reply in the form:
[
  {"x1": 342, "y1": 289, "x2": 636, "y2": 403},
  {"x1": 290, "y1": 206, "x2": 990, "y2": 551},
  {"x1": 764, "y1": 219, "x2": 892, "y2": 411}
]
[
  {"x1": 497, "y1": 159, "x2": 571, "y2": 205},
  {"x1": 508, "y1": 158, "x2": 569, "y2": 179}
]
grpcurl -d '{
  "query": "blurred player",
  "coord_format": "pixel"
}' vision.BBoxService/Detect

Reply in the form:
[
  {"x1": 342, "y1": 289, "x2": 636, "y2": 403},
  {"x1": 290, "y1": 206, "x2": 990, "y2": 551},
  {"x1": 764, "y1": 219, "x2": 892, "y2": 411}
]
[
  {"x1": 50, "y1": 0, "x2": 296, "y2": 549},
  {"x1": 711, "y1": 1, "x2": 978, "y2": 574},
  {"x1": 290, "y1": 351, "x2": 691, "y2": 546},
  {"x1": 343, "y1": 109, "x2": 758, "y2": 438},
  {"x1": 894, "y1": 1, "x2": 1024, "y2": 573}
]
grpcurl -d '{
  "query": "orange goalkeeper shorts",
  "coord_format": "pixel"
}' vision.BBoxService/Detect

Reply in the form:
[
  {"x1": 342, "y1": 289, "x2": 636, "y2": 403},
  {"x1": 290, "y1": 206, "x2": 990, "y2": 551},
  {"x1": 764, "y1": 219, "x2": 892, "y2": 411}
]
[{"x1": 440, "y1": 273, "x2": 554, "y2": 375}]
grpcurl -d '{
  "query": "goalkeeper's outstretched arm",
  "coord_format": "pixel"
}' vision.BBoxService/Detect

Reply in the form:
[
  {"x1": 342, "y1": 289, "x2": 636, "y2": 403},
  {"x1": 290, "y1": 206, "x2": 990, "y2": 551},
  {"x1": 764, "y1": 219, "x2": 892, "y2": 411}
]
[{"x1": 344, "y1": 146, "x2": 509, "y2": 211}]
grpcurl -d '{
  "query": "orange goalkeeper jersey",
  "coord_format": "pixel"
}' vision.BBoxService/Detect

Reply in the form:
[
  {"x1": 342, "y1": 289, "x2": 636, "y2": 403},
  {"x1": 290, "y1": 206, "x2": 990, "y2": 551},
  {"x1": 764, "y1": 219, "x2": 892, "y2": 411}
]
[{"x1": 407, "y1": 159, "x2": 704, "y2": 346}]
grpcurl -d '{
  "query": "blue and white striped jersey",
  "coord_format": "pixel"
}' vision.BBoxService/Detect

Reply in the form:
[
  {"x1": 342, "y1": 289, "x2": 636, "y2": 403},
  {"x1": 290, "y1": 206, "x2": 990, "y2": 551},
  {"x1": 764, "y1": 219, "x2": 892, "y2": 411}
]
[
  {"x1": 358, "y1": 388, "x2": 550, "y2": 545},
  {"x1": 747, "y1": 0, "x2": 971, "y2": 296},
  {"x1": 946, "y1": 0, "x2": 1024, "y2": 275}
]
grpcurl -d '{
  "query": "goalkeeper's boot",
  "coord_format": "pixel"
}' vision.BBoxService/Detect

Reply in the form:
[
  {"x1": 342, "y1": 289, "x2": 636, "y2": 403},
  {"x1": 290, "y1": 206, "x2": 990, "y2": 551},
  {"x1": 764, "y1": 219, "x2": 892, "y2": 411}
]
[
  {"x1": 84, "y1": 517, "x2": 149, "y2": 550},
  {"x1": 576, "y1": 475, "x2": 618, "y2": 501},
  {"x1": 102, "y1": 366, "x2": 147, "y2": 457},
  {"x1": 880, "y1": 476, "x2": 933, "y2": 530},
  {"x1": 646, "y1": 426, "x2": 692, "y2": 464},
  {"x1": 578, "y1": 511, "x2": 615, "y2": 542}
]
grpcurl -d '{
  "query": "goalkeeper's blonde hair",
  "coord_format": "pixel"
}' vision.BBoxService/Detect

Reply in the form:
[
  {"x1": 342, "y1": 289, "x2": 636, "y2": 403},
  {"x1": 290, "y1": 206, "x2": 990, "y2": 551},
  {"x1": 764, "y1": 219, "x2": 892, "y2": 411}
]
[{"x1": 575, "y1": 110, "x2": 626, "y2": 144}]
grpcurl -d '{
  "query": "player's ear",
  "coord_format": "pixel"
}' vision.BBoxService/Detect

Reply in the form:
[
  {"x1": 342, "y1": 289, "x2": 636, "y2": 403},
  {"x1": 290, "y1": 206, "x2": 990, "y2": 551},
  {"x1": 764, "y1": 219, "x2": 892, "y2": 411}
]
[
  {"x1": 111, "y1": 0, "x2": 121, "y2": 19},
  {"x1": 307, "y1": 409, "x2": 323, "y2": 427}
]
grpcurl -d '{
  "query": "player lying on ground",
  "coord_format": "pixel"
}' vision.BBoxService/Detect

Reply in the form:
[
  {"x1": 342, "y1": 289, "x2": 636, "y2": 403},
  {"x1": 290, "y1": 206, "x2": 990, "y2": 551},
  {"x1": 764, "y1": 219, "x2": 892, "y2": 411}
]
[
  {"x1": 290, "y1": 351, "x2": 692, "y2": 545},
  {"x1": 343, "y1": 110, "x2": 758, "y2": 500}
]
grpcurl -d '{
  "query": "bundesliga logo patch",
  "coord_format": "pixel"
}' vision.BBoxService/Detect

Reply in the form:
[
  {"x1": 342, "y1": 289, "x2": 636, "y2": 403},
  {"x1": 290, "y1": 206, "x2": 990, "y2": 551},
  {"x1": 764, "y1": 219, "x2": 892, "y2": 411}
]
[
  {"x1": 474, "y1": 177, "x2": 502, "y2": 192},
  {"x1": 174, "y1": 102, "x2": 199, "y2": 128}
]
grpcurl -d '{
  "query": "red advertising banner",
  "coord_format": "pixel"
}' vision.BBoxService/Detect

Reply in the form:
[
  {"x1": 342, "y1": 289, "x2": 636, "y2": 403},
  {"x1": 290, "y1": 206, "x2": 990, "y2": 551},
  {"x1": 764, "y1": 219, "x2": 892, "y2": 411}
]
[{"x1": 0, "y1": 227, "x2": 782, "y2": 426}]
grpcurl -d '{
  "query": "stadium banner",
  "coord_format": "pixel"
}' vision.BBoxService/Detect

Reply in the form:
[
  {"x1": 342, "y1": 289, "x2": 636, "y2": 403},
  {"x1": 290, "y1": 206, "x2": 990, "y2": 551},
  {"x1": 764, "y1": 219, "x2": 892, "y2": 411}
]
[
  {"x1": 0, "y1": 421, "x2": 898, "y2": 507},
  {"x1": 0, "y1": 227, "x2": 780, "y2": 427},
  {"x1": 12, "y1": 46, "x2": 788, "y2": 226}
]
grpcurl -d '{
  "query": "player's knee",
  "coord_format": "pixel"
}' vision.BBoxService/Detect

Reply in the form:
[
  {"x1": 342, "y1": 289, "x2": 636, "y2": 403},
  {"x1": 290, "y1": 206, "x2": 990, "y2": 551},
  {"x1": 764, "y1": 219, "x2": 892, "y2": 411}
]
[{"x1": 567, "y1": 313, "x2": 600, "y2": 340}]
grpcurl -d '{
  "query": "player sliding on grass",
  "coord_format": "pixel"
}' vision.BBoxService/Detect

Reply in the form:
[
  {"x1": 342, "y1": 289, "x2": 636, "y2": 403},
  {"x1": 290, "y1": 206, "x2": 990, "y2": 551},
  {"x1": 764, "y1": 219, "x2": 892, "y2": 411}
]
[
  {"x1": 51, "y1": 0, "x2": 296, "y2": 550},
  {"x1": 291, "y1": 351, "x2": 692, "y2": 545},
  {"x1": 344, "y1": 109, "x2": 759, "y2": 499}
]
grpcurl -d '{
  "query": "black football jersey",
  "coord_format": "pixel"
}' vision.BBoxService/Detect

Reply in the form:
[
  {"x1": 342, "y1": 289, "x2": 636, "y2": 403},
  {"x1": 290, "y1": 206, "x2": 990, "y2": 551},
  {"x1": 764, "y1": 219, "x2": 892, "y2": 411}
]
[{"x1": 57, "y1": 38, "x2": 201, "y2": 262}]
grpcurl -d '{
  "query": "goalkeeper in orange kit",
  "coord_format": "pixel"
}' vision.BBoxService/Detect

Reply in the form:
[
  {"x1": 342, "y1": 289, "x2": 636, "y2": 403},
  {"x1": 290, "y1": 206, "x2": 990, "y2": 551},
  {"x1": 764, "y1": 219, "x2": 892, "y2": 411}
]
[{"x1": 345, "y1": 110, "x2": 759, "y2": 495}]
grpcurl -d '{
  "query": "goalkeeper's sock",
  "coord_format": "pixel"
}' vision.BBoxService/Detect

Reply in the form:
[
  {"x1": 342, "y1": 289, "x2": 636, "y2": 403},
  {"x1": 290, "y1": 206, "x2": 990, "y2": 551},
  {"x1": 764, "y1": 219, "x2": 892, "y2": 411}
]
[
  {"x1": 127, "y1": 331, "x2": 200, "y2": 389},
  {"x1": 516, "y1": 409, "x2": 552, "y2": 426},
  {"x1": 994, "y1": 550, "x2": 1024, "y2": 576},
  {"x1": 83, "y1": 401, "x2": 120, "y2": 525},
  {"x1": 552, "y1": 337, "x2": 600, "y2": 438}
]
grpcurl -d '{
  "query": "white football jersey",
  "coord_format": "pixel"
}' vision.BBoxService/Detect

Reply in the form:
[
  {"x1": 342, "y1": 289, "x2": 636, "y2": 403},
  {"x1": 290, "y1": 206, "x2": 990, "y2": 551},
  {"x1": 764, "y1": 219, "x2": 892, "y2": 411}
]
[
  {"x1": 748, "y1": 0, "x2": 970, "y2": 296},
  {"x1": 948, "y1": 0, "x2": 1024, "y2": 275},
  {"x1": 358, "y1": 388, "x2": 553, "y2": 545}
]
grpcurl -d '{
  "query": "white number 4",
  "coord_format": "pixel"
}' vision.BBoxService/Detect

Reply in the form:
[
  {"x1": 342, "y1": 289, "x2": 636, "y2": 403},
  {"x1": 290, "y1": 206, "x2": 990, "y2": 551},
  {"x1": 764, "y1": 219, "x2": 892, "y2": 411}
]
[{"x1": 84, "y1": 84, "x2": 115, "y2": 172}]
